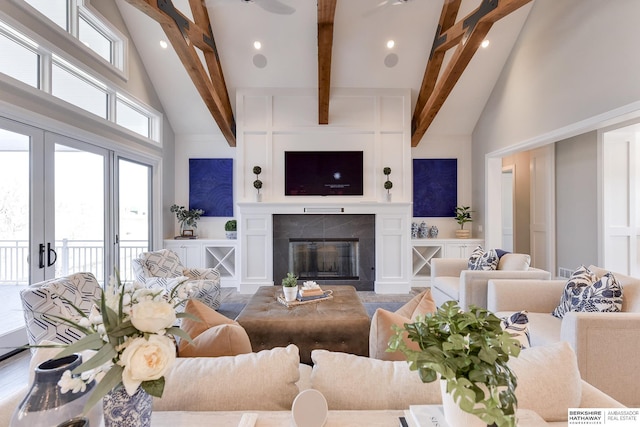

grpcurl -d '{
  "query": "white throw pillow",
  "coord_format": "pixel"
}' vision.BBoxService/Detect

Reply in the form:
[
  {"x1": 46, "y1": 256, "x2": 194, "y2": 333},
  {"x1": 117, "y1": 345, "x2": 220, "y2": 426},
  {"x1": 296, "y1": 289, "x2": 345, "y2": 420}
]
[
  {"x1": 153, "y1": 345, "x2": 301, "y2": 411},
  {"x1": 310, "y1": 349, "x2": 441, "y2": 410},
  {"x1": 508, "y1": 342, "x2": 582, "y2": 421}
]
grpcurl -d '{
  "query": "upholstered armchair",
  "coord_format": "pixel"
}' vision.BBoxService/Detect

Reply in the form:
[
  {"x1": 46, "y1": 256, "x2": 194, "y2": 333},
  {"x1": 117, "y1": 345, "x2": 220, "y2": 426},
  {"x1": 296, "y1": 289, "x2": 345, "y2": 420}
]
[
  {"x1": 430, "y1": 252, "x2": 551, "y2": 310},
  {"x1": 487, "y1": 265, "x2": 640, "y2": 407},
  {"x1": 20, "y1": 272, "x2": 102, "y2": 349},
  {"x1": 132, "y1": 249, "x2": 221, "y2": 310}
]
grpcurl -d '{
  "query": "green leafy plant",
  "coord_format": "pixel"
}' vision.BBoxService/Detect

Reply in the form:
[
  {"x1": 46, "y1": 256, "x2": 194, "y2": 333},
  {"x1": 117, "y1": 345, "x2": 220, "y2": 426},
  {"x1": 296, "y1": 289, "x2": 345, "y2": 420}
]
[
  {"x1": 170, "y1": 204, "x2": 204, "y2": 229},
  {"x1": 224, "y1": 220, "x2": 237, "y2": 231},
  {"x1": 253, "y1": 166, "x2": 263, "y2": 193},
  {"x1": 454, "y1": 205, "x2": 473, "y2": 229},
  {"x1": 281, "y1": 272, "x2": 298, "y2": 287},
  {"x1": 383, "y1": 167, "x2": 393, "y2": 193},
  {"x1": 389, "y1": 301, "x2": 521, "y2": 427}
]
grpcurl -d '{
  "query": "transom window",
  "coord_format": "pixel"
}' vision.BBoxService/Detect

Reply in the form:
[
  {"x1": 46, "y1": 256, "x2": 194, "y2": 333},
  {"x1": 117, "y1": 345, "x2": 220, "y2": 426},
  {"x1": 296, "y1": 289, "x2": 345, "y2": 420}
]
[
  {"x1": 21, "y1": 0, "x2": 125, "y2": 72},
  {"x1": 0, "y1": 21, "x2": 161, "y2": 142}
]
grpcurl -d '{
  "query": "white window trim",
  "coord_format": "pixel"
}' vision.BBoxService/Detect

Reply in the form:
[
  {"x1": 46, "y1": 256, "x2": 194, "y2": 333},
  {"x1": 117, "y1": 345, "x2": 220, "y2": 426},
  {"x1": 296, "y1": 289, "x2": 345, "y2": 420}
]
[
  {"x1": 116, "y1": 93, "x2": 161, "y2": 143},
  {"x1": 0, "y1": 17, "x2": 162, "y2": 144},
  {"x1": 11, "y1": 0, "x2": 129, "y2": 80}
]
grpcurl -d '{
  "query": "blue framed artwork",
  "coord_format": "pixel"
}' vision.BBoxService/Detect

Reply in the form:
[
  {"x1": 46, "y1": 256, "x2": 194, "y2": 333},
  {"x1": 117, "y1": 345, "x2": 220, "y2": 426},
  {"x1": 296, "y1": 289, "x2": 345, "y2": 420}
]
[
  {"x1": 413, "y1": 158, "x2": 457, "y2": 217},
  {"x1": 189, "y1": 158, "x2": 233, "y2": 217}
]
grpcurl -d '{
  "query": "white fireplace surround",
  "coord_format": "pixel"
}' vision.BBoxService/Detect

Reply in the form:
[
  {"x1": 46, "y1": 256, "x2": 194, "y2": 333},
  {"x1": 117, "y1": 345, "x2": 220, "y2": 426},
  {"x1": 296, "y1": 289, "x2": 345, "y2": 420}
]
[
  {"x1": 237, "y1": 202, "x2": 412, "y2": 294},
  {"x1": 234, "y1": 88, "x2": 413, "y2": 293}
]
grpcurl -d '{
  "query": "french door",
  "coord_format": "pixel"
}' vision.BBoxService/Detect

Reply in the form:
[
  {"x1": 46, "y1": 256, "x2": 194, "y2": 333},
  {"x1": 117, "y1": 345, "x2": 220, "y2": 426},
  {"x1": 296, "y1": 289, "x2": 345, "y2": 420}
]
[{"x1": 0, "y1": 117, "x2": 153, "y2": 356}]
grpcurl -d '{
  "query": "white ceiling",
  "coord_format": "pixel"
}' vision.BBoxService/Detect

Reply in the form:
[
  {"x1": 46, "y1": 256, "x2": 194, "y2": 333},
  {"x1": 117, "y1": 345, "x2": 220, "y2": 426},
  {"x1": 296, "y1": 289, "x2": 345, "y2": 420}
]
[{"x1": 115, "y1": 0, "x2": 534, "y2": 142}]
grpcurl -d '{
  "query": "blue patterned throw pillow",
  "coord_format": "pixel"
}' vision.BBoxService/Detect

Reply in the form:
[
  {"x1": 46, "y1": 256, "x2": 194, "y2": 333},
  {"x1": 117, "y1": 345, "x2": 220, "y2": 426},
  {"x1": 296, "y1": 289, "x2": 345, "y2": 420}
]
[
  {"x1": 552, "y1": 266, "x2": 623, "y2": 318},
  {"x1": 501, "y1": 311, "x2": 530, "y2": 349},
  {"x1": 467, "y1": 246, "x2": 499, "y2": 271}
]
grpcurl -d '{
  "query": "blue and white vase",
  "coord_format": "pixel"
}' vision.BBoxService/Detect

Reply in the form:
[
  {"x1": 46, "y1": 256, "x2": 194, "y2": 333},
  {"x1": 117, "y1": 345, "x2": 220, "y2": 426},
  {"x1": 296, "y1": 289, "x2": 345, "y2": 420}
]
[
  {"x1": 103, "y1": 385, "x2": 152, "y2": 427},
  {"x1": 418, "y1": 222, "x2": 428, "y2": 238},
  {"x1": 11, "y1": 354, "x2": 102, "y2": 427},
  {"x1": 429, "y1": 225, "x2": 439, "y2": 238},
  {"x1": 411, "y1": 222, "x2": 419, "y2": 239}
]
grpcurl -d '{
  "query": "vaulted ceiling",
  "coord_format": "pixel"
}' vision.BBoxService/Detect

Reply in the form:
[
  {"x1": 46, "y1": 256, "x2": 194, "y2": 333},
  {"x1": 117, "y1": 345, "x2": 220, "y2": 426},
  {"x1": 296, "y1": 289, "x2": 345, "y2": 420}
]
[{"x1": 115, "y1": 0, "x2": 534, "y2": 146}]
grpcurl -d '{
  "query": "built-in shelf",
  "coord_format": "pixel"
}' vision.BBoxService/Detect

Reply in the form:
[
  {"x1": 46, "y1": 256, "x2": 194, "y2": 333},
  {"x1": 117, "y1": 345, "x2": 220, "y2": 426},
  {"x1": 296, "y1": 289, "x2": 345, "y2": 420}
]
[
  {"x1": 164, "y1": 239, "x2": 238, "y2": 288},
  {"x1": 411, "y1": 238, "x2": 483, "y2": 286}
]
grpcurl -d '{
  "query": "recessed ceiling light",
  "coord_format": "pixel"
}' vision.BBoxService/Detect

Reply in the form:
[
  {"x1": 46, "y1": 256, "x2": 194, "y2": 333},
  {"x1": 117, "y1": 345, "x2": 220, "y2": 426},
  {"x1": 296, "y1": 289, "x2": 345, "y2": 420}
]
[
  {"x1": 481, "y1": 39, "x2": 490, "y2": 48},
  {"x1": 386, "y1": 40, "x2": 395, "y2": 49},
  {"x1": 253, "y1": 41, "x2": 262, "y2": 50},
  {"x1": 159, "y1": 40, "x2": 168, "y2": 49}
]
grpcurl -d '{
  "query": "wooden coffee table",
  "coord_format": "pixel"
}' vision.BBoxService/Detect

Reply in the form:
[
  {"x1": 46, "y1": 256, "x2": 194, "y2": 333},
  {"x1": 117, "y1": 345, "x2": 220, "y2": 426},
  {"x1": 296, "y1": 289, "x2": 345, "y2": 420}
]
[{"x1": 236, "y1": 285, "x2": 370, "y2": 364}]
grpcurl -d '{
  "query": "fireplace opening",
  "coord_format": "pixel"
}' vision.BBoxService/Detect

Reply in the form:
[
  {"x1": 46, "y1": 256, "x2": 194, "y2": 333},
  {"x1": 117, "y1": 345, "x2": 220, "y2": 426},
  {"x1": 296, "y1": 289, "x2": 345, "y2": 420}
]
[
  {"x1": 289, "y1": 238, "x2": 359, "y2": 280},
  {"x1": 273, "y1": 214, "x2": 375, "y2": 291}
]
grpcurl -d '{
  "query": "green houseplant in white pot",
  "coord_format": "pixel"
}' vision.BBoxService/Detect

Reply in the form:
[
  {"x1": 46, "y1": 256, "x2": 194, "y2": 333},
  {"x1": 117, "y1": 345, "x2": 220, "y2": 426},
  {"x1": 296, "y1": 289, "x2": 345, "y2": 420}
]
[
  {"x1": 253, "y1": 166, "x2": 263, "y2": 202},
  {"x1": 454, "y1": 205, "x2": 473, "y2": 238},
  {"x1": 281, "y1": 272, "x2": 298, "y2": 302},
  {"x1": 170, "y1": 204, "x2": 204, "y2": 237},
  {"x1": 224, "y1": 220, "x2": 237, "y2": 239},
  {"x1": 383, "y1": 167, "x2": 393, "y2": 202},
  {"x1": 389, "y1": 301, "x2": 521, "y2": 427}
]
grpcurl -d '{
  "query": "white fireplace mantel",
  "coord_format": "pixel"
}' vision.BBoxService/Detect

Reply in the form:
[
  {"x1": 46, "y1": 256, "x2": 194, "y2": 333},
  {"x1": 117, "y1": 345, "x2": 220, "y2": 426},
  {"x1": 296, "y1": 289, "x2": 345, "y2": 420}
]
[{"x1": 236, "y1": 202, "x2": 412, "y2": 294}]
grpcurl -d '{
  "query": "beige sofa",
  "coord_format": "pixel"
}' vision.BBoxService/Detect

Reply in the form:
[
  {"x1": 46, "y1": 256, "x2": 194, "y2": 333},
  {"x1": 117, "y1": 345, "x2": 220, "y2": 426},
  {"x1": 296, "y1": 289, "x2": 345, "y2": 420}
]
[
  {"x1": 487, "y1": 265, "x2": 640, "y2": 407},
  {"x1": 0, "y1": 342, "x2": 623, "y2": 427},
  {"x1": 430, "y1": 253, "x2": 551, "y2": 310}
]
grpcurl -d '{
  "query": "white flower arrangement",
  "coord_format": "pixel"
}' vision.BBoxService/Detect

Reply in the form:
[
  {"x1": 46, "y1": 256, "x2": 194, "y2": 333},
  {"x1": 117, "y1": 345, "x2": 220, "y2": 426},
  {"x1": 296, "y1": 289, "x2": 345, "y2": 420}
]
[
  {"x1": 50, "y1": 271, "x2": 194, "y2": 413},
  {"x1": 302, "y1": 281, "x2": 320, "y2": 289}
]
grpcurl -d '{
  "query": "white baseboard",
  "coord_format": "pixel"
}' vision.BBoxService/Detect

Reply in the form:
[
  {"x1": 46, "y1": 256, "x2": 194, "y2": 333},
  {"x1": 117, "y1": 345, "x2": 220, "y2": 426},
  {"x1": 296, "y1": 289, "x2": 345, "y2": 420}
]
[{"x1": 374, "y1": 281, "x2": 412, "y2": 294}]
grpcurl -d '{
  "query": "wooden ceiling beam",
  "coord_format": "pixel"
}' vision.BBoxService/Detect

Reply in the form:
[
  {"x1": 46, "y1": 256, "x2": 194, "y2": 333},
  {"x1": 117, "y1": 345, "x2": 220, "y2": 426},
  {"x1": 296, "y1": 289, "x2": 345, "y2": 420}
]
[
  {"x1": 317, "y1": 0, "x2": 337, "y2": 125},
  {"x1": 125, "y1": 0, "x2": 236, "y2": 146},
  {"x1": 413, "y1": 0, "x2": 462, "y2": 123},
  {"x1": 411, "y1": 0, "x2": 533, "y2": 147}
]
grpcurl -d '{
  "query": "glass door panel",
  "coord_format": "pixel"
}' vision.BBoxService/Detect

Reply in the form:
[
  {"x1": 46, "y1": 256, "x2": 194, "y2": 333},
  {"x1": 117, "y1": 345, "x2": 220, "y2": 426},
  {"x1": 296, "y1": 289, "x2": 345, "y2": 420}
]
[
  {"x1": 117, "y1": 158, "x2": 150, "y2": 282},
  {"x1": 54, "y1": 143, "x2": 105, "y2": 281},
  {"x1": 0, "y1": 123, "x2": 39, "y2": 356}
]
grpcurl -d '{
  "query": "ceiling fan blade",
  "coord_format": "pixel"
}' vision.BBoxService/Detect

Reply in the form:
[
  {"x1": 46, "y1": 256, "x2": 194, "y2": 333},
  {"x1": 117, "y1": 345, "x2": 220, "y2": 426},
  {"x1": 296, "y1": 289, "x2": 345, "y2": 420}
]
[
  {"x1": 362, "y1": 0, "x2": 394, "y2": 18},
  {"x1": 252, "y1": 0, "x2": 296, "y2": 15}
]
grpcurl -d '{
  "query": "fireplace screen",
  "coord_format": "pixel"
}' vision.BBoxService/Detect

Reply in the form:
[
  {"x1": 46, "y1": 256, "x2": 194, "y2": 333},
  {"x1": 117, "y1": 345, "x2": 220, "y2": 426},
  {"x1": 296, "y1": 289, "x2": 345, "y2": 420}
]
[{"x1": 289, "y1": 238, "x2": 359, "y2": 280}]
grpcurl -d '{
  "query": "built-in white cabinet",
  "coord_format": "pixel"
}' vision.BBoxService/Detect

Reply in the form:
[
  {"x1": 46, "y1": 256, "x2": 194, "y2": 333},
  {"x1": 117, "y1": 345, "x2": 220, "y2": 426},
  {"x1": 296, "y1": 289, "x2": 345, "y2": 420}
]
[
  {"x1": 411, "y1": 238, "x2": 483, "y2": 286},
  {"x1": 164, "y1": 239, "x2": 238, "y2": 288},
  {"x1": 444, "y1": 240, "x2": 482, "y2": 258},
  {"x1": 164, "y1": 240, "x2": 203, "y2": 268}
]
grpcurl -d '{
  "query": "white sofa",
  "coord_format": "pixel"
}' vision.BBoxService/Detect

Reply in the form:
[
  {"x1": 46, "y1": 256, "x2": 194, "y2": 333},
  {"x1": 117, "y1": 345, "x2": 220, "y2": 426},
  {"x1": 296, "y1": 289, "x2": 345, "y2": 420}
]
[
  {"x1": 430, "y1": 253, "x2": 551, "y2": 310},
  {"x1": 0, "y1": 343, "x2": 623, "y2": 427},
  {"x1": 487, "y1": 265, "x2": 640, "y2": 407}
]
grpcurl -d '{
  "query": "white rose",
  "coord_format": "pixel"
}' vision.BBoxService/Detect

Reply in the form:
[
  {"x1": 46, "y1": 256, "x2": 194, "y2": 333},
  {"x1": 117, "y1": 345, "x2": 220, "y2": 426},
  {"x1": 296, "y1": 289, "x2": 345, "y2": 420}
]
[
  {"x1": 118, "y1": 335, "x2": 176, "y2": 396},
  {"x1": 130, "y1": 300, "x2": 176, "y2": 334}
]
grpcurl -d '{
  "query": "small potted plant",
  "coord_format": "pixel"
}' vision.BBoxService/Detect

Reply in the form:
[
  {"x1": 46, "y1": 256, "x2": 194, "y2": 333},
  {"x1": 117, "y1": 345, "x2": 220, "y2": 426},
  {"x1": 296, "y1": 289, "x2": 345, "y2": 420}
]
[
  {"x1": 281, "y1": 272, "x2": 298, "y2": 302},
  {"x1": 389, "y1": 301, "x2": 521, "y2": 427},
  {"x1": 454, "y1": 205, "x2": 473, "y2": 238},
  {"x1": 170, "y1": 204, "x2": 204, "y2": 237},
  {"x1": 383, "y1": 167, "x2": 393, "y2": 202},
  {"x1": 224, "y1": 219, "x2": 237, "y2": 239},
  {"x1": 253, "y1": 166, "x2": 263, "y2": 202}
]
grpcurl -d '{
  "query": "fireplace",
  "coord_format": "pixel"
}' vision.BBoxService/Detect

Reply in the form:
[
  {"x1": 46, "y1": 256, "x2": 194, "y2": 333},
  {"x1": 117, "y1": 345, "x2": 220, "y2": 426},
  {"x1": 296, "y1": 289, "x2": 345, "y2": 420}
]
[
  {"x1": 273, "y1": 214, "x2": 375, "y2": 291},
  {"x1": 290, "y1": 239, "x2": 359, "y2": 280}
]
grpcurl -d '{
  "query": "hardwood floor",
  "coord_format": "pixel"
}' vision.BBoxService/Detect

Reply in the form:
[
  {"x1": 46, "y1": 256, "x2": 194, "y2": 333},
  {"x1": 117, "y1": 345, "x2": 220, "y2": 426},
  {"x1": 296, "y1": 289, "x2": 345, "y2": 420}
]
[
  {"x1": 0, "y1": 286, "x2": 424, "y2": 406},
  {"x1": 0, "y1": 349, "x2": 30, "y2": 403}
]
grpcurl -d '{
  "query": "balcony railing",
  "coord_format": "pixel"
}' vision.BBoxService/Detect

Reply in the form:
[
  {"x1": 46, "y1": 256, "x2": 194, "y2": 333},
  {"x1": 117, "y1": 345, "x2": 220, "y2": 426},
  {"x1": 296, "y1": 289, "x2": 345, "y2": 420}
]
[{"x1": 0, "y1": 239, "x2": 148, "y2": 285}]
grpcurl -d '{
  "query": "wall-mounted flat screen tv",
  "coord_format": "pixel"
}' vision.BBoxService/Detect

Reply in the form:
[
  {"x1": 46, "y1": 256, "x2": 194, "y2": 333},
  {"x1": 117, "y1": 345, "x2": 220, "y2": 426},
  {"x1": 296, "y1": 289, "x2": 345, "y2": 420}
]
[{"x1": 285, "y1": 151, "x2": 364, "y2": 196}]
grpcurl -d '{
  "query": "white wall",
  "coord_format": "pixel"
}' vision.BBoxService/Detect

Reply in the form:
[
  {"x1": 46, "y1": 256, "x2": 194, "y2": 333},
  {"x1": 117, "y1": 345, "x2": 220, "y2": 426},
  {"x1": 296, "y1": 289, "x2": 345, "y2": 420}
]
[
  {"x1": 172, "y1": 134, "x2": 236, "y2": 239},
  {"x1": 172, "y1": 88, "x2": 473, "y2": 240},
  {"x1": 412, "y1": 134, "x2": 472, "y2": 239},
  {"x1": 473, "y1": 0, "x2": 640, "y2": 243}
]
